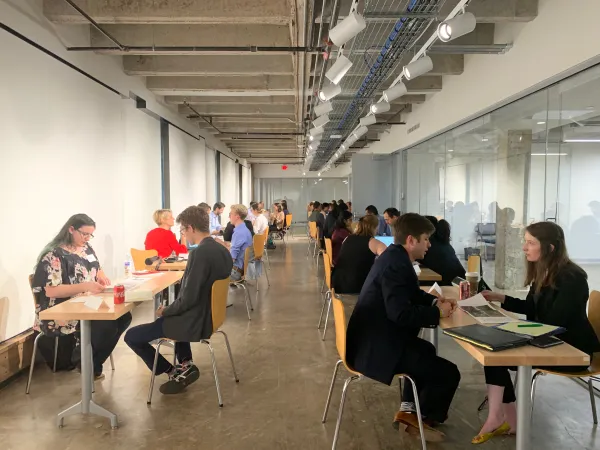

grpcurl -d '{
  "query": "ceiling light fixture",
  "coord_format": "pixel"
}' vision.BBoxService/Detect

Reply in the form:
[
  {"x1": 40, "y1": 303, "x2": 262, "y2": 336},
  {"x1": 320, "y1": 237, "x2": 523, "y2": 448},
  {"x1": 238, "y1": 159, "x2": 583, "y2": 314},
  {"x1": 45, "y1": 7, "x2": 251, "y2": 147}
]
[
  {"x1": 564, "y1": 139, "x2": 600, "y2": 143},
  {"x1": 403, "y1": 56, "x2": 433, "y2": 80},
  {"x1": 537, "y1": 121, "x2": 546, "y2": 125},
  {"x1": 309, "y1": 126, "x2": 324, "y2": 137},
  {"x1": 437, "y1": 12, "x2": 476, "y2": 42},
  {"x1": 360, "y1": 115, "x2": 377, "y2": 126},
  {"x1": 370, "y1": 101, "x2": 391, "y2": 114},
  {"x1": 383, "y1": 82, "x2": 407, "y2": 102},
  {"x1": 319, "y1": 83, "x2": 342, "y2": 102},
  {"x1": 328, "y1": 11, "x2": 367, "y2": 46},
  {"x1": 330, "y1": 134, "x2": 342, "y2": 139},
  {"x1": 354, "y1": 126, "x2": 368, "y2": 139},
  {"x1": 325, "y1": 54, "x2": 353, "y2": 85},
  {"x1": 448, "y1": 149, "x2": 454, "y2": 152},
  {"x1": 314, "y1": 101, "x2": 333, "y2": 117},
  {"x1": 313, "y1": 114, "x2": 330, "y2": 128}
]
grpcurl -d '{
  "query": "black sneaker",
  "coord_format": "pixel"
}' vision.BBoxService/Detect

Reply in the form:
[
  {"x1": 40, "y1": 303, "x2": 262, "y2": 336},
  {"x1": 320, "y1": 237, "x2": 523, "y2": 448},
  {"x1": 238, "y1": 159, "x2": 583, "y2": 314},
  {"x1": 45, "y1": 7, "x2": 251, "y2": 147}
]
[{"x1": 159, "y1": 364, "x2": 200, "y2": 395}]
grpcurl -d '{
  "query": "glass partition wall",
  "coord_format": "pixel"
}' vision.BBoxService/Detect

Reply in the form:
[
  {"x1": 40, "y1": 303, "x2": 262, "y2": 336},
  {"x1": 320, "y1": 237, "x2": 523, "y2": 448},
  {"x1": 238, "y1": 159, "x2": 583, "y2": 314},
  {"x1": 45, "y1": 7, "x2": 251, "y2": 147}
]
[{"x1": 403, "y1": 65, "x2": 600, "y2": 294}]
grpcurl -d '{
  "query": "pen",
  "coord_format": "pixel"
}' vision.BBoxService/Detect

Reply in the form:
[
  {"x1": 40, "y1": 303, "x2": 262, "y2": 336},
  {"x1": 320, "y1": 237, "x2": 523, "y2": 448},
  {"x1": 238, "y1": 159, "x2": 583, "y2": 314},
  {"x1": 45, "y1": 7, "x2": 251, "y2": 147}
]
[{"x1": 517, "y1": 323, "x2": 543, "y2": 328}]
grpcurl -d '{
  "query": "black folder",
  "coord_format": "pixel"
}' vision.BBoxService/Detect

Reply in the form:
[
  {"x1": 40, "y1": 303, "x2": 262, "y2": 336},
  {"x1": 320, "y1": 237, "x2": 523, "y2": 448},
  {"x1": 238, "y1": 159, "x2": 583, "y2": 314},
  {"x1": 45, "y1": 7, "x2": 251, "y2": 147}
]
[{"x1": 443, "y1": 324, "x2": 532, "y2": 352}]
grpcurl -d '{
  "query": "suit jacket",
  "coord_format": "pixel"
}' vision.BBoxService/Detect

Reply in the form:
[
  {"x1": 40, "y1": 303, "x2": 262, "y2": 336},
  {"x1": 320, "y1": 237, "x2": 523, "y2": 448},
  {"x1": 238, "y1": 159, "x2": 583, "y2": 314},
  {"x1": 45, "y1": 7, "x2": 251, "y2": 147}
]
[
  {"x1": 503, "y1": 263, "x2": 600, "y2": 357},
  {"x1": 223, "y1": 220, "x2": 254, "y2": 242},
  {"x1": 418, "y1": 236, "x2": 466, "y2": 286},
  {"x1": 346, "y1": 244, "x2": 440, "y2": 385},
  {"x1": 162, "y1": 237, "x2": 233, "y2": 342}
]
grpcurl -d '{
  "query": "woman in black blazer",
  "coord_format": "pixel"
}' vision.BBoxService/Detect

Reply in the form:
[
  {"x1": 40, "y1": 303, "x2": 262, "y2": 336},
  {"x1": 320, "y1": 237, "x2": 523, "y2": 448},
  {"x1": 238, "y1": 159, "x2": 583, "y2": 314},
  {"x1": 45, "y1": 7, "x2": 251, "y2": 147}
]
[
  {"x1": 418, "y1": 217, "x2": 466, "y2": 285},
  {"x1": 473, "y1": 221, "x2": 600, "y2": 444}
]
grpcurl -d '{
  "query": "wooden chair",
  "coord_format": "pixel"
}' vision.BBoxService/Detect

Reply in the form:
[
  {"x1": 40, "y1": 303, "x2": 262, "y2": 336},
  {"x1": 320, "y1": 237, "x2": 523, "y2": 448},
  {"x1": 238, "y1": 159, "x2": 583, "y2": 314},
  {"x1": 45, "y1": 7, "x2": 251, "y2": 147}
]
[
  {"x1": 531, "y1": 290, "x2": 600, "y2": 424},
  {"x1": 307, "y1": 221, "x2": 318, "y2": 258},
  {"x1": 26, "y1": 275, "x2": 114, "y2": 394},
  {"x1": 252, "y1": 233, "x2": 270, "y2": 292},
  {"x1": 317, "y1": 253, "x2": 334, "y2": 341},
  {"x1": 321, "y1": 238, "x2": 334, "y2": 294},
  {"x1": 229, "y1": 247, "x2": 254, "y2": 320},
  {"x1": 130, "y1": 248, "x2": 158, "y2": 271},
  {"x1": 147, "y1": 278, "x2": 239, "y2": 406},
  {"x1": 262, "y1": 227, "x2": 271, "y2": 270},
  {"x1": 283, "y1": 214, "x2": 294, "y2": 239},
  {"x1": 321, "y1": 290, "x2": 427, "y2": 450},
  {"x1": 467, "y1": 255, "x2": 481, "y2": 274}
]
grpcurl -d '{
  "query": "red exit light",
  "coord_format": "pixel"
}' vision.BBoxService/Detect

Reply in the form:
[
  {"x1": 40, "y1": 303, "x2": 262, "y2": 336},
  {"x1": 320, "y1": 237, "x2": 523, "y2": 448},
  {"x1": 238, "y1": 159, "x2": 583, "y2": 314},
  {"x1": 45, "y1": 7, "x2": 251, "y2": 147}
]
[{"x1": 281, "y1": 165, "x2": 288, "y2": 170}]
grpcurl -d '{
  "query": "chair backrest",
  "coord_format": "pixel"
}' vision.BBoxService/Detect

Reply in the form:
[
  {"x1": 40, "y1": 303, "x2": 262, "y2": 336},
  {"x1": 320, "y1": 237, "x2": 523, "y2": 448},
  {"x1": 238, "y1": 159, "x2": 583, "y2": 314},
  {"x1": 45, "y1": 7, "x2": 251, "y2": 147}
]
[
  {"x1": 467, "y1": 255, "x2": 481, "y2": 274},
  {"x1": 323, "y1": 252, "x2": 332, "y2": 289},
  {"x1": 211, "y1": 277, "x2": 231, "y2": 331},
  {"x1": 588, "y1": 290, "x2": 600, "y2": 341},
  {"x1": 285, "y1": 214, "x2": 293, "y2": 227},
  {"x1": 324, "y1": 237, "x2": 333, "y2": 261},
  {"x1": 331, "y1": 289, "x2": 348, "y2": 364},
  {"x1": 253, "y1": 233, "x2": 265, "y2": 259},
  {"x1": 130, "y1": 248, "x2": 158, "y2": 271},
  {"x1": 309, "y1": 221, "x2": 318, "y2": 239},
  {"x1": 243, "y1": 246, "x2": 251, "y2": 274}
]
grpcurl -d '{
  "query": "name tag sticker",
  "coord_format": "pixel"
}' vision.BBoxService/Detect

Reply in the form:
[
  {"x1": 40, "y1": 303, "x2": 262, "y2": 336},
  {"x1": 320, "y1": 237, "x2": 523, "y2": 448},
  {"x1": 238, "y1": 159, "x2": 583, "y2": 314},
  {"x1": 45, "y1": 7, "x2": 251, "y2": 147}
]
[{"x1": 86, "y1": 254, "x2": 97, "y2": 263}]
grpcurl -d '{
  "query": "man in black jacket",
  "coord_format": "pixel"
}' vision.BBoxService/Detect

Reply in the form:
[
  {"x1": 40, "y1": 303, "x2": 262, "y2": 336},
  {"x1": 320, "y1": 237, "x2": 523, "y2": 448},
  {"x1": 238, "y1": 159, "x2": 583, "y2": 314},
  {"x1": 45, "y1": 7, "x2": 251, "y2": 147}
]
[
  {"x1": 346, "y1": 213, "x2": 460, "y2": 441},
  {"x1": 125, "y1": 206, "x2": 233, "y2": 395}
]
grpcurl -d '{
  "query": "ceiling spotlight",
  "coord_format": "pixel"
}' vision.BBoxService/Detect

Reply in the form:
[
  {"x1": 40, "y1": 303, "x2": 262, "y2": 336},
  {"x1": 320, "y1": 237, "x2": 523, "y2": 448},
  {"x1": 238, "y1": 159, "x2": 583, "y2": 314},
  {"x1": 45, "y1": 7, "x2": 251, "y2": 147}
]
[
  {"x1": 370, "y1": 101, "x2": 390, "y2": 114},
  {"x1": 309, "y1": 126, "x2": 324, "y2": 137},
  {"x1": 354, "y1": 125, "x2": 368, "y2": 139},
  {"x1": 314, "y1": 101, "x2": 333, "y2": 117},
  {"x1": 330, "y1": 134, "x2": 343, "y2": 139},
  {"x1": 313, "y1": 113, "x2": 330, "y2": 129},
  {"x1": 319, "y1": 83, "x2": 342, "y2": 102},
  {"x1": 325, "y1": 54, "x2": 353, "y2": 85},
  {"x1": 383, "y1": 82, "x2": 407, "y2": 102},
  {"x1": 303, "y1": 172, "x2": 306, "y2": 175},
  {"x1": 437, "y1": 12, "x2": 476, "y2": 42},
  {"x1": 360, "y1": 115, "x2": 377, "y2": 127},
  {"x1": 448, "y1": 149, "x2": 454, "y2": 152},
  {"x1": 403, "y1": 56, "x2": 433, "y2": 80},
  {"x1": 340, "y1": 144, "x2": 347, "y2": 153},
  {"x1": 329, "y1": 11, "x2": 367, "y2": 46},
  {"x1": 308, "y1": 143, "x2": 319, "y2": 151},
  {"x1": 537, "y1": 121, "x2": 546, "y2": 125},
  {"x1": 318, "y1": 172, "x2": 321, "y2": 176}
]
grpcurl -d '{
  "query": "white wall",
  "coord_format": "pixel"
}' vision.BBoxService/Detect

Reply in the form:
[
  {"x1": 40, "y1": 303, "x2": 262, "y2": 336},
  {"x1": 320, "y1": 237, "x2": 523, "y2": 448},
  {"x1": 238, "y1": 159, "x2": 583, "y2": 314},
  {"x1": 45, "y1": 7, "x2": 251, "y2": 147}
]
[
  {"x1": 0, "y1": 30, "x2": 162, "y2": 340},
  {"x1": 351, "y1": 154, "x2": 393, "y2": 215},
  {"x1": 220, "y1": 157, "x2": 238, "y2": 208},
  {"x1": 368, "y1": 0, "x2": 600, "y2": 156},
  {"x1": 205, "y1": 147, "x2": 217, "y2": 204},
  {"x1": 242, "y1": 166, "x2": 252, "y2": 205}
]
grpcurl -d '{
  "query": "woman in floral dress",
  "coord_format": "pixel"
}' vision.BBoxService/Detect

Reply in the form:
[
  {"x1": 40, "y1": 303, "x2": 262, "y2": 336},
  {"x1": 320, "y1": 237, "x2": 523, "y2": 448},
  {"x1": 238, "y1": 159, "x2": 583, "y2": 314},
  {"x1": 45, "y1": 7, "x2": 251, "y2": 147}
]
[{"x1": 32, "y1": 214, "x2": 132, "y2": 379}]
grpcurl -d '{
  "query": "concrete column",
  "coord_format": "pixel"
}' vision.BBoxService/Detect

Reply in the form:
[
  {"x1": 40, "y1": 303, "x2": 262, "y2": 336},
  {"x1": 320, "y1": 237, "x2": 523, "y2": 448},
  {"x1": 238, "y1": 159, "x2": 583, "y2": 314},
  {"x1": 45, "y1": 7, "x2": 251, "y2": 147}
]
[{"x1": 494, "y1": 130, "x2": 531, "y2": 290}]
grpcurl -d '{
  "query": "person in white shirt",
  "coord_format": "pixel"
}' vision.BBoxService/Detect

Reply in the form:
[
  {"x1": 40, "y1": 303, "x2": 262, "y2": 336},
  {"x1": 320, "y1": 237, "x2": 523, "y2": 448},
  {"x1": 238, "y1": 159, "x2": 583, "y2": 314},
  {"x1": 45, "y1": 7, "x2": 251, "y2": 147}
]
[
  {"x1": 209, "y1": 202, "x2": 225, "y2": 235},
  {"x1": 251, "y1": 203, "x2": 268, "y2": 235},
  {"x1": 246, "y1": 202, "x2": 256, "y2": 223}
]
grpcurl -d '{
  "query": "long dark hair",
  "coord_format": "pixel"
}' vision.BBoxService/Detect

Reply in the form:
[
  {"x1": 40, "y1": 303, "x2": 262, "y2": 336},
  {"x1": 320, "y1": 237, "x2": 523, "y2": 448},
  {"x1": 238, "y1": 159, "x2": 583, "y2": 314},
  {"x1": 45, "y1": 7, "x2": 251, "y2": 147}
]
[
  {"x1": 435, "y1": 219, "x2": 452, "y2": 244},
  {"x1": 334, "y1": 210, "x2": 353, "y2": 232},
  {"x1": 37, "y1": 214, "x2": 96, "y2": 263},
  {"x1": 525, "y1": 221, "x2": 583, "y2": 293}
]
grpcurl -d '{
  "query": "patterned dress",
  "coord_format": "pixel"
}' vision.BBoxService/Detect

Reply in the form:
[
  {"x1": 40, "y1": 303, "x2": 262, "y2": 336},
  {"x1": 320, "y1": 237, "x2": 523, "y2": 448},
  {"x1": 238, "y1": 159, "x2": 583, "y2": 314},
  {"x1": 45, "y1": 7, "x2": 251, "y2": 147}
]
[{"x1": 32, "y1": 245, "x2": 101, "y2": 337}]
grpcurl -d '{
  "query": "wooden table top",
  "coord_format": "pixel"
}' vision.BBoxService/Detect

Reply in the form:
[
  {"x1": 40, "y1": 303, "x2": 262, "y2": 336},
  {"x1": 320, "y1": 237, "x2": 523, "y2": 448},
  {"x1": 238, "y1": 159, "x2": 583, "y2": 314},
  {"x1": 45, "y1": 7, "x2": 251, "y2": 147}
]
[
  {"x1": 157, "y1": 260, "x2": 187, "y2": 271},
  {"x1": 428, "y1": 285, "x2": 590, "y2": 367},
  {"x1": 418, "y1": 267, "x2": 442, "y2": 282},
  {"x1": 39, "y1": 272, "x2": 183, "y2": 322}
]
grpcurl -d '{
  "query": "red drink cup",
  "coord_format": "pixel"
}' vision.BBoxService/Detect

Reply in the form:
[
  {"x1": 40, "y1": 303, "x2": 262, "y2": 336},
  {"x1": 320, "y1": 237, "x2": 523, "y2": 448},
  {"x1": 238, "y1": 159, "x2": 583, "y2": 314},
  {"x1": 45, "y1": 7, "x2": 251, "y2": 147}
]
[{"x1": 114, "y1": 284, "x2": 125, "y2": 304}]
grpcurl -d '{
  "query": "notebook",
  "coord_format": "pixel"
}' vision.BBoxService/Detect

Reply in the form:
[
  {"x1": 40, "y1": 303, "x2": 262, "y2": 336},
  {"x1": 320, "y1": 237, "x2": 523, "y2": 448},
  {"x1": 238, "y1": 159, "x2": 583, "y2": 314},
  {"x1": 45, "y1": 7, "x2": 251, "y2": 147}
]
[{"x1": 443, "y1": 324, "x2": 532, "y2": 352}]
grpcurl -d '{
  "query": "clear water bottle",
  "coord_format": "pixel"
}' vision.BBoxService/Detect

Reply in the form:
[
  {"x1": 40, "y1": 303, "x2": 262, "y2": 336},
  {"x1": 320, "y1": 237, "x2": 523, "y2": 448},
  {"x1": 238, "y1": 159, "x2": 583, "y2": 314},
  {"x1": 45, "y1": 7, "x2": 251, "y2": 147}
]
[{"x1": 124, "y1": 260, "x2": 132, "y2": 278}]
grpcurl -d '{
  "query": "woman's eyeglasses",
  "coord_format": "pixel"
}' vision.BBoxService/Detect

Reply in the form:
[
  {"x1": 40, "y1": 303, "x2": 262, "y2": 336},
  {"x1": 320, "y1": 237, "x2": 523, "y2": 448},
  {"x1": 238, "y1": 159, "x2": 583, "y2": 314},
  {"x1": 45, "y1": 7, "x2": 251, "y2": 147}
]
[{"x1": 76, "y1": 229, "x2": 94, "y2": 239}]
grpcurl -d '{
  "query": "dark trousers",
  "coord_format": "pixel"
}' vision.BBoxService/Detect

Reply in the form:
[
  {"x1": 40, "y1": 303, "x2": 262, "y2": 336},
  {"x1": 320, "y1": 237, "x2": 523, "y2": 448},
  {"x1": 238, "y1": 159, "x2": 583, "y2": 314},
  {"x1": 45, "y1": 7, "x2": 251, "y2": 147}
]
[
  {"x1": 124, "y1": 317, "x2": 192, "y2": 375},
  {"x1": 86, "y1": 313, "x2": 132, "y2": 375},
  {"x1": 398, "y1": 338, "x2": 461, "y2": 423},
  {"x1": 485, "y1": 362, "x2": 590, "y2": 404}
]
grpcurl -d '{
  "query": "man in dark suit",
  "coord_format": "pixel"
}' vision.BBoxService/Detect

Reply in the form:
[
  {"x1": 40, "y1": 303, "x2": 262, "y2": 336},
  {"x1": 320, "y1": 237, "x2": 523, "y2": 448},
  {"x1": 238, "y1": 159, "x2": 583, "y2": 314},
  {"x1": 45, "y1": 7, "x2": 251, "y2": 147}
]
[
  {"x1": 346, "y1": 213, "x2": 460, "y2": 441},
  {"x1": 125, "y1": 206, "x2": 233, "y2": 395}
]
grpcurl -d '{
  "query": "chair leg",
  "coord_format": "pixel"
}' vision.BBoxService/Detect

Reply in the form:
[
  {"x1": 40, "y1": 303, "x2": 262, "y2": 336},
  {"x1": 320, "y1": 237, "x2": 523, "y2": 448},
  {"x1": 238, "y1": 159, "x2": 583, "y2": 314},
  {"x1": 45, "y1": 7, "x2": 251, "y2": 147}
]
[
  {"x1": 588, "y1": 377, "x2": 598, "y2": 424},
  {"x1": 216, "y1": 330, "x2": 239, "y2": 382},
  {"x1": 109, "y1": 353, "x2": 115, "y2": 371},
  {"x1": 202, "y1": 340, "x2": 224, "y2": 407},
  {"x1": 25, "y1": 333, "x2": 43, "y2": 394},
  {"x1": 320, "y1": 276, "x2": 326, "y2": 294},
  {"x1": 264, "y1": 265, "x2": 270, "y2": 286},
  {"x1": 530, "y1": 371, "x2": 544, "y2": 418},
  {"x1": 53, "y1": 337, "x2": 59, "y2": 373},
  {"x1": 318, "y1": 291, "x2": 330, "y2": 330},
  {"x1": 322, "y1": 360, "x2": 343, "y2": 423},
  {"x1": 331, "y1": 375, "x2": 360, "y2": 450},
  {"x1": 404, "y1": 375, "x2": 427, "y2": 450},
  {"x1": 477, "y1": 396, "x2": 488, "y2": 411},
  {"x1": 147, "y1": 339, "x2": 167, "y2": 404},
  {"x1": 321, "y1": 294, "x2": 333, "y2": 341}
]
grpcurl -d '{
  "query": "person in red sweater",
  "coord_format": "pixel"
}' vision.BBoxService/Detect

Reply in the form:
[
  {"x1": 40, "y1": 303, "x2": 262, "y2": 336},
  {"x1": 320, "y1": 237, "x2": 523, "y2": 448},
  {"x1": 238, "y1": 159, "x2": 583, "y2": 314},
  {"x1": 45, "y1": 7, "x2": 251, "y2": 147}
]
[{"x1": 145, "y1": 209, "x2": 188, "y2": 258}]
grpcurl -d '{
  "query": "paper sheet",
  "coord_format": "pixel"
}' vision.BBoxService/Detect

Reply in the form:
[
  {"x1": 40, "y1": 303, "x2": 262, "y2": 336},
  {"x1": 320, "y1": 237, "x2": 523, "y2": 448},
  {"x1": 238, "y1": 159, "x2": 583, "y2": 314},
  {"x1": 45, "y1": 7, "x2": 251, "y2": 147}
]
[
  {"x1": 83, "y1": 296, "x2": 104, "y2": 310},
  {"x1": 459, "y1": 294, "x2": 519, "y2": 324},
  {"x1": 428, "y1": 282, "x2": 442, "y2": 296}
]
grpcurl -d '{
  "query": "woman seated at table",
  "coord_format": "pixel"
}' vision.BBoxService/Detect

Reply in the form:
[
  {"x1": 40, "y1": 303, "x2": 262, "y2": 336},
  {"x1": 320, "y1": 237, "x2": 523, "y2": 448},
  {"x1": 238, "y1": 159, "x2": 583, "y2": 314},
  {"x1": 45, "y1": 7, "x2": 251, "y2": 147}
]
[
  {"x1": 418, "y1": 216, "x2": 465, "y2": 285},
  {"x1": 32, "y1": 214, "x2": 132, "y2": 379},
  {"x1": 331, "y1": 210, "x2": 353, "y2": 266},
  {"x1": 269, "y1": 204, "x2": 285, "y2": 233},
  {"x1": 145, "y1": 209, "x2": 188, "y2": 258},
  {"x1": 332, "y1": 215, "x2": 387, "y2": 294},
  {"x1": 473, "y1": 221, "x2": 600, "y2": 444}
]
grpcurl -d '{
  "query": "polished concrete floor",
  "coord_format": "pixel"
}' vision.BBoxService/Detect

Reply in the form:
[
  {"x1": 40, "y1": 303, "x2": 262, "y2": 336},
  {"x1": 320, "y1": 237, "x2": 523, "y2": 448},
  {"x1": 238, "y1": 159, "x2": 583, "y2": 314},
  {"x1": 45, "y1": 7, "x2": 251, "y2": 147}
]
[{"x1": 1, "y1": 237, "x2": 598, "y2": 450}]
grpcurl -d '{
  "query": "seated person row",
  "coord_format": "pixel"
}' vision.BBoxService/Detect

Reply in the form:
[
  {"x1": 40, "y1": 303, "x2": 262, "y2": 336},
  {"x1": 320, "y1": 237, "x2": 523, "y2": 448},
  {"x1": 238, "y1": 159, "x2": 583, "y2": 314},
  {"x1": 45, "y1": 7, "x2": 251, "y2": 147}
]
[
  {"x1": 145, "y1": 209, "x2": 188, "y2": 258},
  {"x1": 33, "y1": 214, "x2": 132, "y2": 379},
  {"x1": 324, "y1": 202, "x2": 349, "y2": 239},
  {"x1": 365, "y1": 205, "x2": 391, "y2": 236},
  {"x1": 219, "y1": 204, "x2": 254, "y2": 282},
  {"x1": 332, "y1": 215, "x2": 387, "y2": 294},
  {"x1": 125, "y1": 206, "x2": 232, "y2": 395},
  {"x1": 346, "y1": 213, "x2": 460, "y2": 441},
  {"x1": 418, "y1": 216, "x2": 466, "y2": 286}
]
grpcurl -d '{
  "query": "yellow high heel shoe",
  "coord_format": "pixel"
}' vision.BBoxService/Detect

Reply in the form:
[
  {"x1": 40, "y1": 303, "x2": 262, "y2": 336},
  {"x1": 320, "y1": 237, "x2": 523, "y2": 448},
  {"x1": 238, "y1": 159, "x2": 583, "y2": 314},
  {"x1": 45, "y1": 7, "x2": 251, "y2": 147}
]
[{"x1": 471, "y1": 422, "x2": 511, "y2": 445}]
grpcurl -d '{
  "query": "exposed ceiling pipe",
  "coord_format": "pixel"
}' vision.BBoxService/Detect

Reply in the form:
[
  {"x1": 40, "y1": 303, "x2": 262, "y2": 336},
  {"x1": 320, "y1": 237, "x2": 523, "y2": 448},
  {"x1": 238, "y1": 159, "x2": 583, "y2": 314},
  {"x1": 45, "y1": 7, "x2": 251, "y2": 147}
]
[
  {"x1": 62, "y1": 0, "x2": 125, "y2": 51},
  {"x1": 66, "y1": 45, "x2": 322, "y2": 53}
]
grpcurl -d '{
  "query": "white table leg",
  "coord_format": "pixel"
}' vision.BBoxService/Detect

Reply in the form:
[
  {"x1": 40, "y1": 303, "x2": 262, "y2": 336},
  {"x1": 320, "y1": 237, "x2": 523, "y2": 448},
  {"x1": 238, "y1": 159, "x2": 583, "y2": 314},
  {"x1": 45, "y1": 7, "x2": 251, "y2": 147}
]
[
  {"x1": 516, "y1": 365, "x2": 532, "y2": 450},
  {"x1": 57, "y1": 320, "x2": 118, "y2": 429},
  {"x1": 168, "y1": 284, "x2": 175, "y2": 306}
]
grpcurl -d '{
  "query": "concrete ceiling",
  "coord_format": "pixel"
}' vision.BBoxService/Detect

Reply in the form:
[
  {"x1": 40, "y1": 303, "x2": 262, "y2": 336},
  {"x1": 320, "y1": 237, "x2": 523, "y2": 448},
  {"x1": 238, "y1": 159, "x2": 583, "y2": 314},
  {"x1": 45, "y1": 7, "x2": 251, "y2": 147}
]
[{"x1": 43, "y1": 0, "x2": 539, "y2": 166}]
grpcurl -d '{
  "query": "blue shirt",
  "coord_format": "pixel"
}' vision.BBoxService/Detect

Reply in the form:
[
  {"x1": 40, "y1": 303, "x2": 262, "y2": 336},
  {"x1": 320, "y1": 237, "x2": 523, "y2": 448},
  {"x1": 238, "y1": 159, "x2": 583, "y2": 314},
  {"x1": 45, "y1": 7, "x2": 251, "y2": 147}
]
[
  {"x1": 230, "y1": 222, "x2": 253, "y2": 269},
  {"x1": 377, "y1": 215, "x2": 391, "y2": 236},
  {"x1": 209, "y1": 211, "x2": 222, "y2": 233}
]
